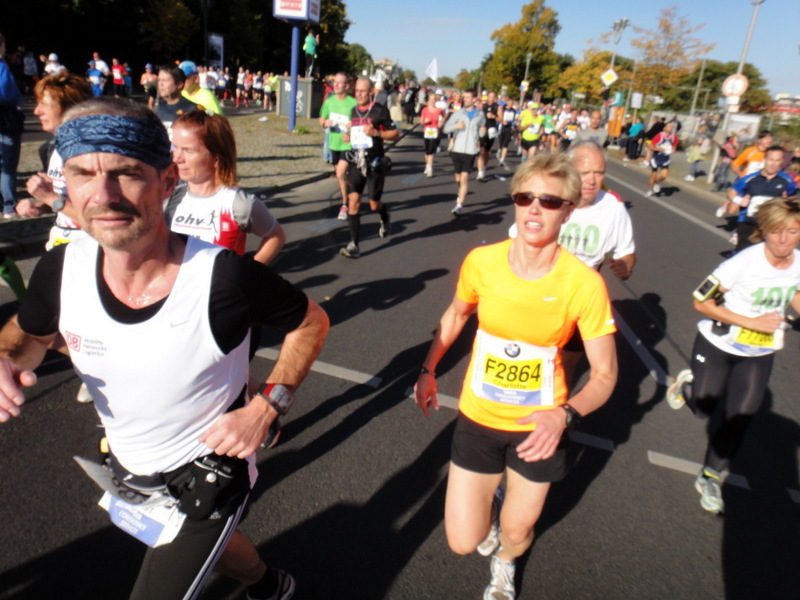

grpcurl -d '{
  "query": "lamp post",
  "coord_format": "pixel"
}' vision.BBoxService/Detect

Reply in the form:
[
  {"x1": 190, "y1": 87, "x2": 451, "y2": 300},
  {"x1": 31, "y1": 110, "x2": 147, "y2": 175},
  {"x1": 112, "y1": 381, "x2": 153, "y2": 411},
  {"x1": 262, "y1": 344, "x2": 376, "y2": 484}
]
[
  {"x1": 707, "y1": 0, "x2": 765, "y2": 183},
  {"x1": 609, "y1": 17, "x2": 628, "y2": 72},
  {"x1": 518, "y1": 52, "x2": 532, "y2": 108}
]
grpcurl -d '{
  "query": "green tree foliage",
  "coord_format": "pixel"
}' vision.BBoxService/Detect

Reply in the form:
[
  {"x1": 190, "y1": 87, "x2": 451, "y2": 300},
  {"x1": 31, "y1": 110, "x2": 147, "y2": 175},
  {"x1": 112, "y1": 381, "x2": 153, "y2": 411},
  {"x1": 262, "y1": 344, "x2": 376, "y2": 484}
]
[
  {"x1": 139, "y1": 0, "x2": 198, "y2": 57},
  {"x1": 346, "y1": 44, "x2": 373, "y2": 76},
  {"x1": 226, "y1": 0, "x2": 264, "y2": 68},
  {"x1": 661, "y1": 60, "x2": 770, "y2": 113},
  {"x1": 316, "y1": 0, "x2": 350, "y2": 76},
  {"x1": 481, "y1": 0, "x2": 561, "y2": 98},
  {"x1": 555, "y1": 50, "x2": 632, "y2": 105},
  {"x1": 630, "y1": 5, "x2": 715, "y2": 100}
]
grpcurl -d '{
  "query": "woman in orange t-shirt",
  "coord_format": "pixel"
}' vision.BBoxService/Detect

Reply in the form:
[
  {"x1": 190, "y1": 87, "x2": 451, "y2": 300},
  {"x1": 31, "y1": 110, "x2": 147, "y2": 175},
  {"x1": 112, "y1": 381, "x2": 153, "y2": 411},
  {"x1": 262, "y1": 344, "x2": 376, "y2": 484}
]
[{"x1": 414, "y1": 152, "x2": 617, "y2": 600}]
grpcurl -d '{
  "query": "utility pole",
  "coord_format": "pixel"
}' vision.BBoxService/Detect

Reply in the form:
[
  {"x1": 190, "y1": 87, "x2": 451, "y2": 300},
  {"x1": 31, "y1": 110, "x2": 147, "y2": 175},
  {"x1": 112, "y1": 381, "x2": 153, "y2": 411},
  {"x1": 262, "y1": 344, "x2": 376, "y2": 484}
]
[
  {"x1": 707, "y1": 0, "x2": 764, "y2": 183},
  {"x1": 609, "y1": 18, "x2": 629, "y2": 72},
  {"x1": 690, "y1": 58, "x2": 707, "y2": 116}
]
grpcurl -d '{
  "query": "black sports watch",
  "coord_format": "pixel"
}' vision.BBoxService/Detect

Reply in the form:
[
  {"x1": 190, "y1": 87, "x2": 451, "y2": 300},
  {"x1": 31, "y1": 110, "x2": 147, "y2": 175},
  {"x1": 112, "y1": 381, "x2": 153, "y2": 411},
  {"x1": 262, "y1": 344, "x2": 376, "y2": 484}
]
[
  {"x1": 560, "y1": 403, "x2": 582, "y2": 430},
  {"x1": 256, "y1": 383, "x2": 295, "y2": 415}
]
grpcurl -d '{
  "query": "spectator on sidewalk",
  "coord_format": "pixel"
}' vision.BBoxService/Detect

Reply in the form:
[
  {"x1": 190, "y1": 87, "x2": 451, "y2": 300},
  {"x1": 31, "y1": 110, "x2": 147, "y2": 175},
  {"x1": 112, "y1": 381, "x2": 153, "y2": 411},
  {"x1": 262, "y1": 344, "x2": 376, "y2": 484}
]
[
  {"x1": 684, "y1": 136, "x2": 706, "y2": 181},
  {"x1": 713, "y1": 134, "x2": 739, "y2": 192},
  {"x1": 0, "y1": 34, "x2": 24, "y2": 218},
  {"x1": 623, "y1": 117, "x2": 644, "y2": 161}
]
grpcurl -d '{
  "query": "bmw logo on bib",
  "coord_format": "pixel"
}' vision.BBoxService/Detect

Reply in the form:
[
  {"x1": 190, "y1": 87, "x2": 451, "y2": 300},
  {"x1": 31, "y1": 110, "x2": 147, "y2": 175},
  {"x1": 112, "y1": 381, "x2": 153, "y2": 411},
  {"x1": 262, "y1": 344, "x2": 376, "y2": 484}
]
[{"x1": 504, "y1": 343, "x2": 521, "y2": 358}]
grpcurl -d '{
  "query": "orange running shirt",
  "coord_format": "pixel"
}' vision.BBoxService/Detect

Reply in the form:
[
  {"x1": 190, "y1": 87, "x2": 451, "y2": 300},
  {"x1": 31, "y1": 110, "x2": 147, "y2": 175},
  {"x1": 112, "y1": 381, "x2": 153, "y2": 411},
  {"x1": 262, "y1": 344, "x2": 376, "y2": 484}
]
[{"x1": 455, "y1": 239, "x2": 616, "y2": 431}]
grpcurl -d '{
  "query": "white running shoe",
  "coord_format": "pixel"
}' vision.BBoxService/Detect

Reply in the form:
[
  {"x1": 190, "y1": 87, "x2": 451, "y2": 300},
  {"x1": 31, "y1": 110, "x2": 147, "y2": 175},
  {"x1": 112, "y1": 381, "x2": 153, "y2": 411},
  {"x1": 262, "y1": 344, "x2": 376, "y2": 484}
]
[
  {"x1": 684, "y1": 174, "x2": 695, "y2": 181},
  {"x1": 477, "y1": 170, "x2": 486, "y2": 181},
  {"x1": 337, "y1": 205, "x2": 348, "y2": 221},
  {"x1": 715, "y1": 205, "x2": 727, "y2": 218},
  {"x1": 76, "y1": 382, "x2": 93, "y2": 403},
  {"x1": 451, "y1": 203, "x2": 462, "y2": 217},
  {"x1": 695, "y1": 472, "x2": 724, "y2": 514},
  {"x1": 666, "y1": 369, "x2": 693, "y2": 410},
  {"x1": 645, "y1": 190, "x2": 654, "y2": 198},
  {"x1": 653, "y1": 183, "x2": 661, "y2": 194},
  {"x1": 484, "y1": 553, "x2": 515, "y2": 600}
]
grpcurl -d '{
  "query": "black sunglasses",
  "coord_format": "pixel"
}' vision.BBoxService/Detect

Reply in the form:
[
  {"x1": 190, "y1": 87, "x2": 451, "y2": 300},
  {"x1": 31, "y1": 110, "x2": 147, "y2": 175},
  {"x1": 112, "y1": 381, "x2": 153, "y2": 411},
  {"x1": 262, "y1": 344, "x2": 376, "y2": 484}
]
[{"x1": 512, "y1": 192, "x2": 572, "y2": 210}]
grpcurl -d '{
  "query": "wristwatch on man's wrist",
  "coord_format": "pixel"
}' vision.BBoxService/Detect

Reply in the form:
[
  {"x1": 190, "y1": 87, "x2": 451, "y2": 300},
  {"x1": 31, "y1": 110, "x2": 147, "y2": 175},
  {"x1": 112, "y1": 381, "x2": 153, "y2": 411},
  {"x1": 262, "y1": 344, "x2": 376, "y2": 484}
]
[
  {"x1": 256, "y1": 383, "x2": 295, "y2": 415},
  {"x1": 52, "y1": 196, "x2": 66, "y2": 212}
]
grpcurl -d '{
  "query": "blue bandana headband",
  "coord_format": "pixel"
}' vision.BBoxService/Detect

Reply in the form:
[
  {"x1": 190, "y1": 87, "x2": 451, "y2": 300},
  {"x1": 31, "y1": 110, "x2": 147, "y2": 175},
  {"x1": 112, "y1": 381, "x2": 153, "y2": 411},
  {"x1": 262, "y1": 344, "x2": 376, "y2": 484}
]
[{"x1": 55, "y1": 114, "x2": 172, "y2": 170}]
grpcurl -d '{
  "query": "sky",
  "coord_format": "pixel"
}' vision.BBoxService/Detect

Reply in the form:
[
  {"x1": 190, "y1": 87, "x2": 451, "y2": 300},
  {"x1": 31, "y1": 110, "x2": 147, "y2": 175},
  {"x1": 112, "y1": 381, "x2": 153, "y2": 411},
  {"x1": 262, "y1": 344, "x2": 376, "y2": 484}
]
[{"x1": 342, "y1": 0, "x2": 798, "y2": 99}]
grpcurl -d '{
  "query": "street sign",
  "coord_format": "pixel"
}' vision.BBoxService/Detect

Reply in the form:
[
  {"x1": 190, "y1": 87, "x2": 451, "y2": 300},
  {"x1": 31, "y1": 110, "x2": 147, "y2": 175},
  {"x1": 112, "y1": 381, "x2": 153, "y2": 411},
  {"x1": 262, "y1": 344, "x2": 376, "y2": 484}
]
[
  {"x1": 520, "y1": 80, "x2": 529, "y2": 91},
  {"x1": 631, "y1": 92, "x2": 643, "y2": 109},
  {"x1": 722, "y1": 74, "x2": 748, "y2": 97},
  {"x1": 601, "y1": 69, "x2": 618, "y2": 87}
]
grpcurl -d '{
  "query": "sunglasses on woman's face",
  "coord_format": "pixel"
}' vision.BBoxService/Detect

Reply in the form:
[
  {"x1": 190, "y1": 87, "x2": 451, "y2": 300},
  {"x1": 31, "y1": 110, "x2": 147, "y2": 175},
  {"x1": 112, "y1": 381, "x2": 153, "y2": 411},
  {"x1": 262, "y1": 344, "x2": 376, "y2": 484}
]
[{"x1": 512, "y1": 192, "x2": 572, "y2": 210}]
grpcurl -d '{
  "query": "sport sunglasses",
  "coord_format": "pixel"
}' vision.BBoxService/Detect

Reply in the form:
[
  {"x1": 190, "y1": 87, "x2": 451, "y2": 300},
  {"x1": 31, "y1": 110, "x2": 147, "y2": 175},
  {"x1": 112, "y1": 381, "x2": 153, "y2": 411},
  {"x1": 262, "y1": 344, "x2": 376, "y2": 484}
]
[{"x1": 512, "y1": 192, "x2": 573, "y2": 210}]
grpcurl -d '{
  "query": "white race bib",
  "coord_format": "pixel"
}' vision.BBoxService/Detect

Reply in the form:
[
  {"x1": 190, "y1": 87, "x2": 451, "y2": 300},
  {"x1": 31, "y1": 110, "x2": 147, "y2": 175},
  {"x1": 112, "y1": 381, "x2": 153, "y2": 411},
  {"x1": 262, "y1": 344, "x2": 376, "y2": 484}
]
[
  {"x1": 471, "y1": 330, "x2": 556, "y2": 406},
  {"x1": 424, "y1": 126, "x2": 439, "y2": 139},
  {"x1": 350, "y1": 125, "x2": 373, "y2": 149},
  {"x1": 328, "y1": 112, "x2": 349, "y2": 134},
  {"x1": 488, "y1": 127, "x2": 498, "y2": 139},
  {"x1": 100, "y1": 492, "x2": 186, "y2": 548}
]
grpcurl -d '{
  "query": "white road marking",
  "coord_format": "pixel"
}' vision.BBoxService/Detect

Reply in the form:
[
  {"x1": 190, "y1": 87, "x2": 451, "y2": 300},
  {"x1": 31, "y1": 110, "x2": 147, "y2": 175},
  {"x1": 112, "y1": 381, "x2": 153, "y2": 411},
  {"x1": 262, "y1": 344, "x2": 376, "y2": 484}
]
[
  {"x1": 254, "y1": 348, "x2": 382, "y2": 388},
  {"x1": 605, "y1": 172, "x2": 729, "y2": 240},
  {"x1": 403, "y1": 173, "x2": 424, "y2": 185},
  {"x1": 612, "y1": 307, "x2": 672, "y2": 386}
]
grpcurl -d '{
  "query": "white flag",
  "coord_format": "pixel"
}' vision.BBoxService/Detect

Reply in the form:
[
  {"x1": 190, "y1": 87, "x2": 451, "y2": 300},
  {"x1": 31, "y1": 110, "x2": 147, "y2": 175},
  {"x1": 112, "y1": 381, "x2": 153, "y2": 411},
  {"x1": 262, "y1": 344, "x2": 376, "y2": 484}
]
[{"x1": 425, "y1": 58, "x2": 438, "y2": 83}]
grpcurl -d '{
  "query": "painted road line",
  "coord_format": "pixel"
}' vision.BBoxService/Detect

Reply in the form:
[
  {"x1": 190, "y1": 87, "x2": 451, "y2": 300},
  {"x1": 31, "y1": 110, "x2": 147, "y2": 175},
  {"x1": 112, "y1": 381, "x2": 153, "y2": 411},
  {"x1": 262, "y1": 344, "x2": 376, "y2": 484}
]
[
  {"x1": 255, "y1": 348, "x2": 382, "y2": 388},
  {"x1": 606, "y1": 172, "x2": 729, "y2": 241},
  {"x1": 402, "y1": 173, "x2": 424, "y2": 186},
  {"x1": 404, "y1": 387, "x2": 615, "y2": 451},
  {"x1": 648, "y1": 451, "x2": 750, "y2": 490},
  {"x1": 612, "y1": 307, "x2": 672, "y2": 387},
  {"x1": 306, "y1": 218, "x2": 345, "y2": 234}
]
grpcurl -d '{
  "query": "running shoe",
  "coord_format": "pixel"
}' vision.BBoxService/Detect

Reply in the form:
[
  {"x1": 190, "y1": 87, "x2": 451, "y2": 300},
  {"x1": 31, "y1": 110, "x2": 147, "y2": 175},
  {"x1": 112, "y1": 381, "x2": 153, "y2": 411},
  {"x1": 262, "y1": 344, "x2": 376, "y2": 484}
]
[
  {"x1": 684, "y1": 175, "x2": 695, "y2": 181},
  {"x1": 379, "y1": 215, "x2": 391, "y2": 238},
  {"x1": 484, "y1": 552, "x2": 515, "y2": 600},
  {"x1": 622, "y1": 157, "x2": 630, "y2": 162},
  {"x1": 477, "y1": 485, "x2": 505, "y2": 556},
  {"x1": 339, "y1": 242, "x2": 360, "y2": 258},
  {"x1": 76, "y1": 382, "x2": 93, "y2": 403},
  {"x1": 645, "y1": 190, "x2": 654, "y2": 198},
  {"x1": 653, "y1": 183, "x2": 661, "y2": 194},
  {"x1": 424, "y1": 165, "x2": 433, "y2": 178},
  {"x1": 337, "y1": 205, "x2": 348, "y2": 221},
  {"x1": 451, "y1": 203, "x2": 462, "y2": 218},
  {"x1": 715, "y1": 205, "x2": 727, "y2": 218},
  {"x1": 477, "y1": 170, "x2": 486, "y2": 181},
  {"x1": 261, "y1": 418, "x2": 282, "y2": 449},
  {"x1": 666, "y1": 369, "x2": 693, "y2": 410},
  {"x1": 246, "y1": 567, "x2": 296, "y2": 600},
  {"x1": 729, "y1": 232, "x2": 738, "y2": 246},
  {"x1": 695, "y1": 471, "x2": 724, "y2": 514}
]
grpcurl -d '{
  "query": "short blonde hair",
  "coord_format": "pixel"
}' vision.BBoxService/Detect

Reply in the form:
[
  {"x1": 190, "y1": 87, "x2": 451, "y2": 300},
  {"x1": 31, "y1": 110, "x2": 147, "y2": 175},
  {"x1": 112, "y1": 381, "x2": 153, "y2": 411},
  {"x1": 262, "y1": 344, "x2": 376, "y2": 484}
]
[
  {"x1": 510, "y1": 152, "x2": 581, "y2": 203},
  {"x1": 751, "y1": 197, "x2": 800, "y2": 243}
]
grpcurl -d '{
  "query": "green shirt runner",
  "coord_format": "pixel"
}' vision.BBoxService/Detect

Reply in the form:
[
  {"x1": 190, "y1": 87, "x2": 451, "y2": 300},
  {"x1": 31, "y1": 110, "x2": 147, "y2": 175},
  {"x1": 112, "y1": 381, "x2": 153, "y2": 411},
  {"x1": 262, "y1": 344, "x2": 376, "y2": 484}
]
[{"x1": 320, "y1": 94, "x2": 358, "y2": 152}]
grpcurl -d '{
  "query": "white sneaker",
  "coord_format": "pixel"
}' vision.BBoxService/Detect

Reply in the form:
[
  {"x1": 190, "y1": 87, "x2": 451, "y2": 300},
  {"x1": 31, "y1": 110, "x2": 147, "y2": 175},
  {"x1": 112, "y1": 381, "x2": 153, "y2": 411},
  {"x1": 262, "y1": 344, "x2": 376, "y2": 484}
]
[
  {"x1": 484, "y1": 553, "x2": 515, "y2": 600},
  {"x1": 337, "y1": 205, "x2": 348, "y2": 221},
  {"x1": 715, "y1": 205, "x2": 727, "y2": 218},
  {"x1": 653, "y1": 183, "x2": 661, "y2": 193},
  {"x1": 451, "y1": 203, "x2": 462, "y2": 217},
  {"x1": 622, "y1": 157, "x2": 630, "y2": 162},
  {"x1": 666, "y1": 369, "x2": 693, "y2": 410},
  {"x1": 729, "y1": 232, "x2": 738, "y2": 246},
  {"x1": 476, "y1": 170, "x2": 486, "y2": 181},
  {"x1": 424, "y1": 166, "x2": 433, "y2": 178},
  {"x1": 684, "y1": 175, "x2": 695, "y2": 181},
  {"x1": 695, "y1": 471, "x2": 725, "y2": 514},
  {"x1": 76, "y1": 382, "x2": 93, "y2": 403},
  {"x1": 645, "y1": 190, "x2": 654, "y2": 198}
]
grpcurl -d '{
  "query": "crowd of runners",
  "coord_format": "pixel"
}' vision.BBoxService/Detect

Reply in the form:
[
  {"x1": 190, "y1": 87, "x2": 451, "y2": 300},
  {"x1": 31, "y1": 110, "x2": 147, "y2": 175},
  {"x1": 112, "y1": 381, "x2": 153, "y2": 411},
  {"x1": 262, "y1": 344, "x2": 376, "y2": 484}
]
[{"x1": 2, "y1": 35, "x2": 800, "y2": 600}]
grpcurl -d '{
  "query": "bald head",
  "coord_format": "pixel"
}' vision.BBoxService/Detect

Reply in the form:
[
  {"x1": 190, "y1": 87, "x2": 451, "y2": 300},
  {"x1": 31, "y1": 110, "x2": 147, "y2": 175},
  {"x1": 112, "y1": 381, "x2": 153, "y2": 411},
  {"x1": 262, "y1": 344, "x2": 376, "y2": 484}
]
[{"x1": 570, "y1": 142, "x2": 606, "y2": 207}]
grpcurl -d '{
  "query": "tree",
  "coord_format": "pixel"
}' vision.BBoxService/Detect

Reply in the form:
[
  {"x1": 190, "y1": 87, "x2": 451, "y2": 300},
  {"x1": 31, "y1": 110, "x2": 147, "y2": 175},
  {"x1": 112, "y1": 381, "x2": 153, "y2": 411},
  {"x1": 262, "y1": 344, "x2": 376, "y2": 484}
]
[
  {"x1": 662, "y1": 60, "x2": 771, "y2": 113},
  {"x1": 346, "y1": 43, "x2": 372, "y2": 76},
  {"x1": 480, "y1": 0, "x2": 561, "y2": 98},
  {"x1": 630, "y1": 5, "x2": 716, "y2": 102},
  {"x1": 139, "y1": 0, "x2": 198, "y2": 58},
  {"x1": 555, "y1": 50, "x2": 632, "y2": 105},
  {"x1": 316, "y1": 0, "x2": 351, "y2": 75}
]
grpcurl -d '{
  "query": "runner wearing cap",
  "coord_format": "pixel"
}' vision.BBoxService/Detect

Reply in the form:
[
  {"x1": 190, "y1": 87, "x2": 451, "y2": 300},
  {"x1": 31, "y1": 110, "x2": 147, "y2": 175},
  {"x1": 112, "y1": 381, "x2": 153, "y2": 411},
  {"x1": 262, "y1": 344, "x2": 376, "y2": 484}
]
[{"x1": 180, "y1": 60, "x2": 222, "y2": 115}]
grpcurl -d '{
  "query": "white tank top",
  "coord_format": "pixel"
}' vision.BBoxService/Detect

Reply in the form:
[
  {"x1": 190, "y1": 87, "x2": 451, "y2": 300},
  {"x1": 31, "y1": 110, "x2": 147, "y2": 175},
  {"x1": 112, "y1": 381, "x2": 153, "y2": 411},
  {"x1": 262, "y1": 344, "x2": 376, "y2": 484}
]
[{"x1": 60, "y1": 236, "x2": 250, "y2": 475}]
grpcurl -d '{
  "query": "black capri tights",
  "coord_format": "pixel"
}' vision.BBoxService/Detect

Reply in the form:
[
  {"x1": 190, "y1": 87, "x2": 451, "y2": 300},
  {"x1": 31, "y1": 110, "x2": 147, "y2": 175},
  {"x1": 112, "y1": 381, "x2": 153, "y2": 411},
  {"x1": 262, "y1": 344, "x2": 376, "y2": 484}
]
[{"x1": 687, "y1": 333, "x2": 774, "y2": 474}]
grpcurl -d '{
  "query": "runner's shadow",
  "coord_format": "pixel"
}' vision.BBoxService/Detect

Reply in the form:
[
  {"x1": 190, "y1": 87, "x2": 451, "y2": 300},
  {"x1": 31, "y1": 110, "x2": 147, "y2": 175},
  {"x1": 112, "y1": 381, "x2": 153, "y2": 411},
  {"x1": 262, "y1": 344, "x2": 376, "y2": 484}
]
[{"x1": 720, "y1": 391, "x2": 800, "y2": 599}]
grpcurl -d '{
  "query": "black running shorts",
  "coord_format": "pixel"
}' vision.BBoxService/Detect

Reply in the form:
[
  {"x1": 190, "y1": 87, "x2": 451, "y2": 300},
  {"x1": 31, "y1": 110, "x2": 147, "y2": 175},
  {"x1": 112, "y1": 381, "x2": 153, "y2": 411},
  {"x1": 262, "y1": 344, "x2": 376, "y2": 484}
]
[{"x1": 451, "y1": 412, "x2": 569, "y2": 483}]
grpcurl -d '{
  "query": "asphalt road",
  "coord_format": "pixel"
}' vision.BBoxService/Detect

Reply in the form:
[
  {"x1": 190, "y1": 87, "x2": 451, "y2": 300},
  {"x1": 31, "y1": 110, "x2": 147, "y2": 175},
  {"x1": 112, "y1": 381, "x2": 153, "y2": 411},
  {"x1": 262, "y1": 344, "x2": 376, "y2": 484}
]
[{"x1": 0, "y1": 131, "x2": 798, "y2": 600}]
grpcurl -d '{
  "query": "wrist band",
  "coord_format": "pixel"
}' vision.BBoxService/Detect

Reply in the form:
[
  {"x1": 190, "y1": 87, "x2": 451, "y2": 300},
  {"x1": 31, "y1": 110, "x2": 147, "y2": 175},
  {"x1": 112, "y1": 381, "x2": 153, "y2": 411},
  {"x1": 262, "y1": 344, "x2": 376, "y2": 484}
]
[
  {"x1": 420, "y1": 366, "x2": 437, "y2": 378},
  {"x1": 257, "y1": 383, "x2": 294, "y2": 415}
]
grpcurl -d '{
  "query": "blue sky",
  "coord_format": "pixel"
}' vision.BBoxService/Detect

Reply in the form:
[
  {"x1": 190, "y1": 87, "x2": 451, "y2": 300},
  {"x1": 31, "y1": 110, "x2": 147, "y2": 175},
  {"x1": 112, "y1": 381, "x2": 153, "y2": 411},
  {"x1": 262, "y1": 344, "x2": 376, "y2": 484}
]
[{"x1": 343, "y1": 0, "x2": 798, "y2": 98}]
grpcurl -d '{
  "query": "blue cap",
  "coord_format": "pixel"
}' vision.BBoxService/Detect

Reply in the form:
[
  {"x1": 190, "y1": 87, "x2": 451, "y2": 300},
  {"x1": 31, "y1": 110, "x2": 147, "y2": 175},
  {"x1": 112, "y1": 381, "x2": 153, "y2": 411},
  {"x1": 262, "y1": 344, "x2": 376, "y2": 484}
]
[
  {"x1": 179, "y1": 60, "x2": 198, "y2": 76},
  {"x1": 145, "y1": 63, "x2": 153, "y2": 70}
]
